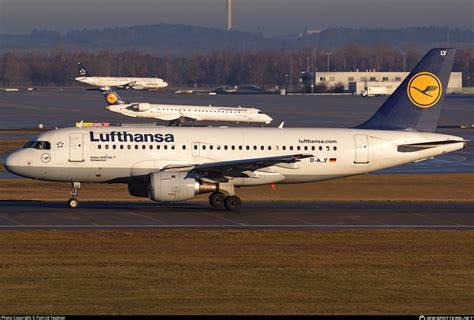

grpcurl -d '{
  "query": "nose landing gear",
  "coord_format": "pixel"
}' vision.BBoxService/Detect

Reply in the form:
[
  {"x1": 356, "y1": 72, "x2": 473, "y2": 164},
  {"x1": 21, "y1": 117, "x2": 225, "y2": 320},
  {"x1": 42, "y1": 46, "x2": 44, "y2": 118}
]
[{"x1": 67, "y1": 182, "x2": 81, "y2": 209}]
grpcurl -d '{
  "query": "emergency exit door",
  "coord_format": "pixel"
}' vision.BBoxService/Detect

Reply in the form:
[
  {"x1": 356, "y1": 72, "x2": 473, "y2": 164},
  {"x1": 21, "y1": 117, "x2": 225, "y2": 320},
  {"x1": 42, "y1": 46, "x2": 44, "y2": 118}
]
[
  {"x1": 69, "y1": 133, "x2": 84, "y2": 162},
  {"x1": 354, "y1": 134, "x2": 369, "y2": 164}
]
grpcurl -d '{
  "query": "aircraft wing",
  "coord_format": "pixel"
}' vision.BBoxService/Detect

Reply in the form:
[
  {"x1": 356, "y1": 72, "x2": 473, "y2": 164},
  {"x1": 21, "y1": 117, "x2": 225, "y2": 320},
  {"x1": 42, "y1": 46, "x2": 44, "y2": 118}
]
[
  {"x1": 153, "y1": 114, "x2": 200, "y2": 122},
  {"x1": 117, "y1": 81, "x2": 137, "y2": 89},
  {"x1": 160, "y1": 154, "x2": 313, "y2": 180}
]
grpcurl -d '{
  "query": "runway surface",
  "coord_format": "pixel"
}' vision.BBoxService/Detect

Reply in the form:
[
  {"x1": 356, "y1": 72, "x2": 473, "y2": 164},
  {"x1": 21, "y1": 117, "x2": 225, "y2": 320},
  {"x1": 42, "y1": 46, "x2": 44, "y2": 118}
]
[
  {"x1": 0, "y1": 201, "x2": 473, "y2": 230},
  {"x1": 1, "y1": 89, "x2": 473, "y2": 129}
]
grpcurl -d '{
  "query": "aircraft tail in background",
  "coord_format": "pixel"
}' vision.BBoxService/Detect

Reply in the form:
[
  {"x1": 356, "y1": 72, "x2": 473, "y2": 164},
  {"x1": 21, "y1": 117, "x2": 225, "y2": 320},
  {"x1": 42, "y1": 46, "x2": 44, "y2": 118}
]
[
  {"x1": 77, "y1": 62, "x2": 91, "y2": 77},
  {"x1": 102, "y1": 88, "x2": 127, "y2": 105}
]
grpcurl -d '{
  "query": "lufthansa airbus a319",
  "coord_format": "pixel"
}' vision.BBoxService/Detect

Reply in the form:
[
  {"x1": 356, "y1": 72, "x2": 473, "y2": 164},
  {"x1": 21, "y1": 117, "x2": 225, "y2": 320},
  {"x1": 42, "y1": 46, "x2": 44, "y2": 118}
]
[{"x1": 4, "y1": 48, "x2": 467, "y2": 210}]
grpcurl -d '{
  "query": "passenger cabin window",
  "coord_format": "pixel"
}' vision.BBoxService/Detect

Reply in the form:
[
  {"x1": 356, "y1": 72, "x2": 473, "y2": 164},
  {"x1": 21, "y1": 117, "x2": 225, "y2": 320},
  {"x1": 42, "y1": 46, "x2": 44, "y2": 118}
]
[{"x1": 23, "y1": 141, "x2": 51, "y2": 150}]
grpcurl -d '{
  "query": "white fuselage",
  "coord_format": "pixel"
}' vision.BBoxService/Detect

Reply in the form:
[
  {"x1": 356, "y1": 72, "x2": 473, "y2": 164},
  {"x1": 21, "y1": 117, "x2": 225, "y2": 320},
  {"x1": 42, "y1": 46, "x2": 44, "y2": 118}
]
[
  {"x1": 106, "y1": 103, "x2": 273, "y2": 124},
  {"x1": 75, "y1": 76, "x2": 168, "y2": 90},
  {"x1": 4, "y1": 127, "x2": 465, "y2": 186}
]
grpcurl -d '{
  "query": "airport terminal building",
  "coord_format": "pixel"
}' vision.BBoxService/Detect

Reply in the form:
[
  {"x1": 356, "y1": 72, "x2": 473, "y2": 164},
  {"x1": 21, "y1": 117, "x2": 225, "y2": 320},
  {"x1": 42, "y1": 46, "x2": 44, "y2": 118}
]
[{"x1": 315, "y1": 71, "x2": 463, "y2": 94}]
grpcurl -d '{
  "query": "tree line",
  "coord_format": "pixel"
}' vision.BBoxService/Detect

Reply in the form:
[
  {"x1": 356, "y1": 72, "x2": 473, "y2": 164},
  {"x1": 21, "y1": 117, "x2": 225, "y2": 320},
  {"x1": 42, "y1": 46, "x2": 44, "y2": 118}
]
[{"x1": 0, "y1": 44, "x2": 472, "y2": 88}]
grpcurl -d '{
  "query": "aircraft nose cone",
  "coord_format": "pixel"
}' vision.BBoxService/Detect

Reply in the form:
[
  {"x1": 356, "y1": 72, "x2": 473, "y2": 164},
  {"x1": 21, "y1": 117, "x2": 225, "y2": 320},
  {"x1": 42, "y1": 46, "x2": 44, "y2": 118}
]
[
  {"x1": 3, "y1": 151, "x2": 33, "y2": 178},
  {"x1": 3, "y1": 153, "x2": 18, "y2": 174},
  {"x1": 162, "y1": 82, "x2": 169, "y2": 88}
]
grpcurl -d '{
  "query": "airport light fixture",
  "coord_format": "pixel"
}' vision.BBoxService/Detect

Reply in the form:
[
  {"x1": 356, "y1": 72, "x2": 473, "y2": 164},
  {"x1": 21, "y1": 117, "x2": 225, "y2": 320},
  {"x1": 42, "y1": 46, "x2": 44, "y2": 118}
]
[
  {"x1": 402, "y1": 52, "x2": 406, "y2": 72},
  {"x1": 325, "y1": 52, "x2": 332, "y2": 72}
]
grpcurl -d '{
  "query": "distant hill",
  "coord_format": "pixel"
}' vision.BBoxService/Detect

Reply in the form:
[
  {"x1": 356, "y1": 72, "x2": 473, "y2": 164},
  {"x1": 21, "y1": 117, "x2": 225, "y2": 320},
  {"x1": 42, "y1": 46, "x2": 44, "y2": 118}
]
[
  {"x1": 0, "y1": 24, "x2": 472, "y2": 53},
  {"x1": 298, "y1": 27, "x2": 474, "y2": 48},
  {"x1": 0, "y1": 24, "x2": 288, "y2": 53}
]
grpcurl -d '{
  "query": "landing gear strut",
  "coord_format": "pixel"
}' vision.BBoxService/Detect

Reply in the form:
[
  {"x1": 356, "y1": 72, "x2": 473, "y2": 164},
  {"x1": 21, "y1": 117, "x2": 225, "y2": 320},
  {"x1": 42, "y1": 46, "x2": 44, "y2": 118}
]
[{"x1": 67, "y1": 182, "x2": 81, "y2": 209}]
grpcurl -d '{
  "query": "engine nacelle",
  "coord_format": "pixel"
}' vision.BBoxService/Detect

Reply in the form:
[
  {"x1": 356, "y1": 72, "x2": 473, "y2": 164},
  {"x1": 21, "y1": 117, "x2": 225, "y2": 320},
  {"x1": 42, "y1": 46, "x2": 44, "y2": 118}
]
[
  {"x1": 127, "y1": 183, "x2": 149, "y2": 198},
  {"x1": 132, "y1": 103, "x2": 151, "y2": 112},
  {"x1": 148, "y1": 171, "x2": 217, "y2": 202}
]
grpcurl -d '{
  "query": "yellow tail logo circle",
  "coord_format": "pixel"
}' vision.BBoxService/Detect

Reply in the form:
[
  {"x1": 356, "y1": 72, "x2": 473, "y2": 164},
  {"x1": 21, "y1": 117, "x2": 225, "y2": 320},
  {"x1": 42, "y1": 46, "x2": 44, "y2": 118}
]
[
  {"x1": 106, "y1": 93, "x2": 118, "y2": 104},
  {"x1": 407, "y1": 72, "x2": 442, "y2": 108}
]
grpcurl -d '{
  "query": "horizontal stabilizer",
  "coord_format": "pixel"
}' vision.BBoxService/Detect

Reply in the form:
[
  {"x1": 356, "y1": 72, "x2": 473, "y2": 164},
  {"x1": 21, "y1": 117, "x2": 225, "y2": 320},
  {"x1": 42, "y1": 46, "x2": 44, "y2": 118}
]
[{"x1": 397, "y1": 139, "x2": 468, "y2": 152}]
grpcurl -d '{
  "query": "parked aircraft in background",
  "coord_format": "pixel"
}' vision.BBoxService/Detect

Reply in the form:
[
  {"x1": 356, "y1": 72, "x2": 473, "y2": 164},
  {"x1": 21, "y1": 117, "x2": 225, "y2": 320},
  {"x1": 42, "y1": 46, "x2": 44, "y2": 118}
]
[
  {"x1": 75, "y1": 62, "x2": 168, "y2": 90},
  {"x1": 102, "y1": 88, "x2": 273, "y2": 126},
  {"x1": 5, "y1": 49, "x2": 466, "y2": 211}
]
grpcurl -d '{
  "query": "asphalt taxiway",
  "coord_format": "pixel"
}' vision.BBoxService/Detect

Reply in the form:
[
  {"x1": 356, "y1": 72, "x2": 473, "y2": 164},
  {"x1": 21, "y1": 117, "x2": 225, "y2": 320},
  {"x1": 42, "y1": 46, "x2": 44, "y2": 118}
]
[{"x1": 0, "y1": 201, "x2": 472, "y2": 230}]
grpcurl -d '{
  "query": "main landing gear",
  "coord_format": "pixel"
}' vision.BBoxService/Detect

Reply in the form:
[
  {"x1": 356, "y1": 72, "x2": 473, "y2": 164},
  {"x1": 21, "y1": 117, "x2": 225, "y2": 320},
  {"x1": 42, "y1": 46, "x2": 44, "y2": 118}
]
[
  {"x1": 67, "y1": 182, "x2": 81, "y2": 209},
  {"x1": 209, "y1": 192, "x2": 241, "y2": 211}
]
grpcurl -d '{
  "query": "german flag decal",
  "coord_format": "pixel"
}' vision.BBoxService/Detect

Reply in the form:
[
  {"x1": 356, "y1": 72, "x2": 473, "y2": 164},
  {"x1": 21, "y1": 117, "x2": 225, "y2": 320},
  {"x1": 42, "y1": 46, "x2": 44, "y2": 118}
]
[{"x1": 329, "y1": 158, "x2": 337, "y2": 163}]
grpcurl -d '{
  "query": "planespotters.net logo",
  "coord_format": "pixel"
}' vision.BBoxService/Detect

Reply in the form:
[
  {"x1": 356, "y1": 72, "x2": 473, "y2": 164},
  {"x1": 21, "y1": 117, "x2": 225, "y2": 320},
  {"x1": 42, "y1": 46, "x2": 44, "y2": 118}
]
[
  {"x1": 419, "y1": 315, "x2": 474, "y2": 320},
  {"x1": 407, "y1": 72, "x2": 442, "y2": 108}
]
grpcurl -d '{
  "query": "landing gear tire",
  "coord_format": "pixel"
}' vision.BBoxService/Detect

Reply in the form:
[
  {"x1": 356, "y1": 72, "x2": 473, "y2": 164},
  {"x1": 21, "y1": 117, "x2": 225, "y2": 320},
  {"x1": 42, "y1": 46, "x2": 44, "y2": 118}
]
[
  {"x1": 224, "y1": 195, "x2": 241, "y2": 211},
  {"x1": 209, "y1": 192, "x2": 226, "y2": 208},
  {"x1": 67, "y1": 198, "x2": 79, "y2": 209}
]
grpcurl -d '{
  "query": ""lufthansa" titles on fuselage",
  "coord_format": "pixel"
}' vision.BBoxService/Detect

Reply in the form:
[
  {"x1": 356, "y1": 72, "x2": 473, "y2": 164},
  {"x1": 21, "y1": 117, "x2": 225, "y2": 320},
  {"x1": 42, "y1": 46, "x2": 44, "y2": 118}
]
[{"x1": 90, "y1": 131, "x2": 175, "y2": 143}]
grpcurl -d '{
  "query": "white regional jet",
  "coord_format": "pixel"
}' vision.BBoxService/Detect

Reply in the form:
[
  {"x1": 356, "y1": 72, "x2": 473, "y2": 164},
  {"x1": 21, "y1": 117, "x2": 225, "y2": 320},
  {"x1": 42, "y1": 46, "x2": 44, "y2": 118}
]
[
  {"x1": 75, "y1": 62, "x2": 168, "y2": 90},
  {"x1": 103, "y1": 88, "x2": 273, "y2": 125},
  {"x1": 4, "y1": 49, "x2": 467, "y2": 210}
]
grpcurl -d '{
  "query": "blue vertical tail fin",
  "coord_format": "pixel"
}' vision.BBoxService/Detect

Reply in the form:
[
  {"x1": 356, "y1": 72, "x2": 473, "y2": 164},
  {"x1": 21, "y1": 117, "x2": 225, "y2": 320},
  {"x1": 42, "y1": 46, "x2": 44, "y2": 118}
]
[
  {"x1": 102, "y1": 88, "x2": 127, "y2": 105},
  {"x1": 77, "y1": 62, "x2": 91, "y2": 77},
  {"x1": 356, "y1": 48, "x2": 456, "y2": 132}
]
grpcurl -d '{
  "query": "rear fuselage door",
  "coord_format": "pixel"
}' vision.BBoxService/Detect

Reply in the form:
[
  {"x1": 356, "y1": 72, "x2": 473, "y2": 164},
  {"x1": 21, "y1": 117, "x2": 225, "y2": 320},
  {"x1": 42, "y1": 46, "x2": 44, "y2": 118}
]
[
  {"x1": 69, "y1": 133, "x2": 84, "y2": 162},
  {"x1": 354, "y1": 134, "x2": 369, "y2": 164}
]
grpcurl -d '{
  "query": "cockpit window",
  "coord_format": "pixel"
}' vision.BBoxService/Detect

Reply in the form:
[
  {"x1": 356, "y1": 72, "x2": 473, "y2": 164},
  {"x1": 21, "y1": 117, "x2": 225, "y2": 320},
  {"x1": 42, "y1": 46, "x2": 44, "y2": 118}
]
[
  {"x1": 23, "y1": 140, "x2": 51, "y2": 150},
  {"x1": 23, "y1": 141, "x2": 35, "y2": 148}
]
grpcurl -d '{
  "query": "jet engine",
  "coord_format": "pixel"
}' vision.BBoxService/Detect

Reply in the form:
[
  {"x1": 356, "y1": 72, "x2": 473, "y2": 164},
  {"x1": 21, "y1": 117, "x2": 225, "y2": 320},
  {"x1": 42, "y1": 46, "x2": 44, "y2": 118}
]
[
  {"x1": 148, "y1": 171, "x2": 217, "y2": 202},
  {"x1": 128, "y1": 182, "x2": 149, "y2": 197},
  {"x1": 132, "y1": 103, "x2": 151, "y2": 112}
]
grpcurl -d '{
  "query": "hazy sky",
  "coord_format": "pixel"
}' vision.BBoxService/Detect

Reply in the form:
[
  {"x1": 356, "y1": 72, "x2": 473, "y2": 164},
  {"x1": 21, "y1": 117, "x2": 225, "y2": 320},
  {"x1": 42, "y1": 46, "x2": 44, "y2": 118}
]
[{"x1": 0, "y1": 0, "x2": 472, "y2": 35}]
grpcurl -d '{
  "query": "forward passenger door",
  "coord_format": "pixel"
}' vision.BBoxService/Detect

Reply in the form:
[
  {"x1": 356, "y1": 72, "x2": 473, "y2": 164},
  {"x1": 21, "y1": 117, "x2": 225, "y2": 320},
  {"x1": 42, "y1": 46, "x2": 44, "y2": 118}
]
[{"x1": 69, "y1": 133, "x2": 84, "y2": 162}]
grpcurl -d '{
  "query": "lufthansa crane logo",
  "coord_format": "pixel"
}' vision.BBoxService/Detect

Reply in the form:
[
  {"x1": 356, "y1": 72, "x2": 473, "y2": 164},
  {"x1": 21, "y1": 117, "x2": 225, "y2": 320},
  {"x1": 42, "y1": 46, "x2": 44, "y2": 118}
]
[
  {"x1": 41, "y1": 153, "x2": 51, "y2": 163},
  {"x1": 407, "y1": 72, "x2": 442, "y2": 108},
  {"x1": 106, "y1": 92, "x2": 118, "y2": 104}
]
